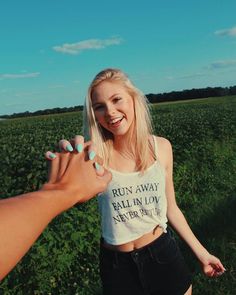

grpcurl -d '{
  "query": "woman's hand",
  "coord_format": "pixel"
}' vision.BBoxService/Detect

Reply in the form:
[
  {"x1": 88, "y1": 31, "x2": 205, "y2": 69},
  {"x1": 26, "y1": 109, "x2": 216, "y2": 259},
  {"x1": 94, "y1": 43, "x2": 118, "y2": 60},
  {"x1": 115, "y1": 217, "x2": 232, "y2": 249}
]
[
  {"x1": 43, "y1": 135, "x2": 111, "y2": 207},
  {"x1": 200, "y1": 252, "x2": 226, "y2": 277}
]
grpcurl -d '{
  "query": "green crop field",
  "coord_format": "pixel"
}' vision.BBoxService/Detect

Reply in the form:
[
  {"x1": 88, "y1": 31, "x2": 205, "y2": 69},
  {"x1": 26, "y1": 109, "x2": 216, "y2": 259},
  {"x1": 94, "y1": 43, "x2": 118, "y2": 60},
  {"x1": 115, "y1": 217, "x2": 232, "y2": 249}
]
[{"x1": 0, "y1": 96, "x2": 235, "y2": 294}]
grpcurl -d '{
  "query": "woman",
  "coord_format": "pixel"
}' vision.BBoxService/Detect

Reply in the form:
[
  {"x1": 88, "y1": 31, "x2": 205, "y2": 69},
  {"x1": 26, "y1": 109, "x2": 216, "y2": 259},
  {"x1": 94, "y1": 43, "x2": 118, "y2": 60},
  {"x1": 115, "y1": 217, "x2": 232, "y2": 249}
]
[{"x1": 58, "y1": 68, "x2": 225, "y2": 295}]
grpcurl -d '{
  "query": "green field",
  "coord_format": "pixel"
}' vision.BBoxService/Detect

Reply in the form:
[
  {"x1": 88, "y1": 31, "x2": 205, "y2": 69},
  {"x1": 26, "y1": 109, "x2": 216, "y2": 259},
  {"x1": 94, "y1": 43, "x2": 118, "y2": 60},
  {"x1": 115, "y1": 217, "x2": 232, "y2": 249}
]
[{"x1": 0, "y1": 96, "x2": 235, "y2": 294}]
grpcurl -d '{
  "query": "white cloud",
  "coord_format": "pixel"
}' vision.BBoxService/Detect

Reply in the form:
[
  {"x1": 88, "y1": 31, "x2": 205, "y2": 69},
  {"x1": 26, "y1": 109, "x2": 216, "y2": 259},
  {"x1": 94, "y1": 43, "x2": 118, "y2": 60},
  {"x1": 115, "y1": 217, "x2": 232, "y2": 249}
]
[
  {"x1": 0, "y1": 72, "x2": 40, "y2": 79},
  {"x1": 166, "y1": 73, "x2": 208, "y2": 80},
  {"x1": 53, "y1": 37, "x2": 123, "y2": 55},
  {"x1": 215, "y1": 26, "x2": 236, "y2": 37},
  {"x1": 178, "y1": 73, "x2": 208, "y2": 79},
  {"x1": 208, "y1": 60, "x2": 236, "y2": 69}
]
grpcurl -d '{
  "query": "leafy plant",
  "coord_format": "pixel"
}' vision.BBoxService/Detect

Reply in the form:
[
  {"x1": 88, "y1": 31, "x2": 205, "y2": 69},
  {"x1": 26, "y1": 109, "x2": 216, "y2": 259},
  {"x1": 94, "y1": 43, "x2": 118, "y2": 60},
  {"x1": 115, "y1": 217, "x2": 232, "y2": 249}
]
[{"x1": 0, "y1": 96, "x2": 235, "y2": 294}]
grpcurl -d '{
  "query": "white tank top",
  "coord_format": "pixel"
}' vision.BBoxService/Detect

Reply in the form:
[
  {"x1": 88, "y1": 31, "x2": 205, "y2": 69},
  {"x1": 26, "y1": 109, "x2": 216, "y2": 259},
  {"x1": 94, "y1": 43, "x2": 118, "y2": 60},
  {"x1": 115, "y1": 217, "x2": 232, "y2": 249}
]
[{"x1": 98, "y1": 136, "x2": 168, "y2": 245}]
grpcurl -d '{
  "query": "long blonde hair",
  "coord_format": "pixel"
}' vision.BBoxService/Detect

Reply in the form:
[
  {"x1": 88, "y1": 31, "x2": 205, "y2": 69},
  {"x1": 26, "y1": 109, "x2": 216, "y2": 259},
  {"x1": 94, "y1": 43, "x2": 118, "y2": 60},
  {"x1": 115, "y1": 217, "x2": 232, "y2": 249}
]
[{"x1": 84, "y1": 68, "x2": 154, "y2": 171}]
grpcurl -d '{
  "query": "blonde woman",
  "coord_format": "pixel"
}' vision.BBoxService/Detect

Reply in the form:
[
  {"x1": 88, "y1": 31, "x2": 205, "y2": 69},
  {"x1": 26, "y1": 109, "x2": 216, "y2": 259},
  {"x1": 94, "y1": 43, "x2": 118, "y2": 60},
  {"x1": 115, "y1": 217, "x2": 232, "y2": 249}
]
[{"x1": 60, "y1": 68, "x2": 225, "y2": 295}]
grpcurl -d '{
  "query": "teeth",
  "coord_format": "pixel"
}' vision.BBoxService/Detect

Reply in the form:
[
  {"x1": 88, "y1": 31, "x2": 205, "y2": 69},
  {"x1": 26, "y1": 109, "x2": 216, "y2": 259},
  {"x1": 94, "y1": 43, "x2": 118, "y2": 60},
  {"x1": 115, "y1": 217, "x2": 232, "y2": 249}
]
[{"x1": 110, "y1": 117, "x2": 122, "y2": 124}]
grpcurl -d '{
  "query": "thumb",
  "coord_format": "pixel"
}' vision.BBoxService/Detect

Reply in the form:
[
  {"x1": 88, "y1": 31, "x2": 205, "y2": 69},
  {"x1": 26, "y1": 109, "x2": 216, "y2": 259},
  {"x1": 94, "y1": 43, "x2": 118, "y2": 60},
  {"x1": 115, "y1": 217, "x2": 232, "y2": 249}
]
[
  {"x1": 203, "y1": 264, "x2": 214, "y2": 277},
  {"x1": 102, "y1": 169, "x2": 112, "y2": 184},
  {"x1": 96, "y1": 168, "x2": 112, "y2": 193}
]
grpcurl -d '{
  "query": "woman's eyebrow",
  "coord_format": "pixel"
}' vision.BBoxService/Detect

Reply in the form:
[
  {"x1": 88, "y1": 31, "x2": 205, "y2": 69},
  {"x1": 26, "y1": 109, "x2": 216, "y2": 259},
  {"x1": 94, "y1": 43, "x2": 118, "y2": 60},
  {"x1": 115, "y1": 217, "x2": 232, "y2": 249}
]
[
  {"x1": 110, "y1": 93, "x2": 120, "y2": 99},
  {"x1": 92, "y1": 93, "x2": 120, "y2": 106}
]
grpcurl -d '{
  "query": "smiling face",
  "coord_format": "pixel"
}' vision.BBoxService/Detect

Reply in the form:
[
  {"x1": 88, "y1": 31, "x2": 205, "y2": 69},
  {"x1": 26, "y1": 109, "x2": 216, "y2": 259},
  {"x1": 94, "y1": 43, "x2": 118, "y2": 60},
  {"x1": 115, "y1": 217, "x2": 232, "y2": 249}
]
[{"x1": 91, "y1": 81, "x2": 135, "y2": 138}]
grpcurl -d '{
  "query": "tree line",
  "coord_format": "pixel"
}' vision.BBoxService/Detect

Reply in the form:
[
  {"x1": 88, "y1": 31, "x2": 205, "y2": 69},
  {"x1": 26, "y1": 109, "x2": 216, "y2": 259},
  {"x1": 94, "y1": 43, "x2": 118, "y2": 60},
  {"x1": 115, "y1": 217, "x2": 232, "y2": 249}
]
[
  {"x1": 146, "y1": 85, "x2": 236, "y2": 103},
  {"x1": 1, "y1": 85, "x2": 236, "y2": 119}
]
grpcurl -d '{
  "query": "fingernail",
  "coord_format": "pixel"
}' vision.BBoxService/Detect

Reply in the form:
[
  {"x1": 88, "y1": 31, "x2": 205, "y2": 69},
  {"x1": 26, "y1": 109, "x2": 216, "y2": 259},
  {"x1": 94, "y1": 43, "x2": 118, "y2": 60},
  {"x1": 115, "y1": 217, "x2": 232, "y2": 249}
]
[
  {"x1": 76, "y1": 143, "x2": 83, "y2": 153},
  {"x1": 94, "y1": 162, "x2": 101, "y2": 171},
  {"x1": 49, "y1": 153, "x2": 56, "y2": 159},
  {"x1": 89, "y1": 150, "x2": 96, "y2": 160},
  {"x1": 66, "y1": 144, "x2": 73, "y2": 152}
]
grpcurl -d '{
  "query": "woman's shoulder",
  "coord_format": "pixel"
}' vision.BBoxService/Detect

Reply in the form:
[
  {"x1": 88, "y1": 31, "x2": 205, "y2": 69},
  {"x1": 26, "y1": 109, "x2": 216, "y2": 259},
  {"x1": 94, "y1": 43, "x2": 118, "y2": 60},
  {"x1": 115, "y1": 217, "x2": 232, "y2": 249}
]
[
  {"x1": 152, "y1": 135, "x2": 173, "y2": 169},
  {"x1": 152, "y1": 135, "x2": 172, "y2": 151}
]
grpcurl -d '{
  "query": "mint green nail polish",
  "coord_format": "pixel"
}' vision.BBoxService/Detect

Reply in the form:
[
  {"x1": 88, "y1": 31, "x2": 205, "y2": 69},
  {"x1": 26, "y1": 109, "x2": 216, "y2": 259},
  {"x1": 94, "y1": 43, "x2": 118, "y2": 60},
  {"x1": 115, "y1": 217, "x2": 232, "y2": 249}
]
[
  {"x1": 66, "y1": 144, "x2": 73, "y2": 152},
  {"x1": 49, "y1": 153, "x2": 56, "y2": 159},
  {"x1": 76, "y1": 143, "x2": 83, "y2": 153},
  {"x1": 94, "y1": 162, "x2": 100, "y2": 171},
  {"x1": 89, "y1": 150, "x2": 96, "y2": 160}
]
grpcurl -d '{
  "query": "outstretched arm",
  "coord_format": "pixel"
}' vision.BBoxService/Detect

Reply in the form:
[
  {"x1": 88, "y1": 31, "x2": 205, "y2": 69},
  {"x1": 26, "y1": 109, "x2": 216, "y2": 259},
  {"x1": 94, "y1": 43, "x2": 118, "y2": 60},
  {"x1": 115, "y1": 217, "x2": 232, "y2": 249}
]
[
  {"x1": 0, "y1": 139, "x2": 111, "y2": 280},
  {"x1": 157, "y1": 136, "x2": 226, "y2": 277}
]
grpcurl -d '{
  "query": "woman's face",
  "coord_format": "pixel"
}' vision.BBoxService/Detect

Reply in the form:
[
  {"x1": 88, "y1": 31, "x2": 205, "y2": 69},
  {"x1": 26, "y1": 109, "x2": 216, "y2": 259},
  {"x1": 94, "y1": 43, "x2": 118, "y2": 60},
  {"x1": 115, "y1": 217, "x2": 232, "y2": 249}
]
[{"x1": 91, "y1": 81, "x2": 135, "y2": 138}]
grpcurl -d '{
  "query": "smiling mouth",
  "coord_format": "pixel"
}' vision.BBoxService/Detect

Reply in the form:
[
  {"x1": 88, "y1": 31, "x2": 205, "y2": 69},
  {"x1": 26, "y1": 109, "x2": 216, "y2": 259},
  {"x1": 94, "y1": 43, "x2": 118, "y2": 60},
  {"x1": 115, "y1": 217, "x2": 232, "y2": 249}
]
[{"x1": 109, "y1": 116, "x2": 124, "y2": 126}]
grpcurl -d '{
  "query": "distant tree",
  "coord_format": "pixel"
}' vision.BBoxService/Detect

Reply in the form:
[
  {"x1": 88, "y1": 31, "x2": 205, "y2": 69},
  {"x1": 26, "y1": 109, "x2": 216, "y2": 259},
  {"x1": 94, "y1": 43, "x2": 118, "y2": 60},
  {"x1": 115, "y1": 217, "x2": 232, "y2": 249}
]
[{"x1": 1, "y1": 85, "x2": 235, "y2": 119}]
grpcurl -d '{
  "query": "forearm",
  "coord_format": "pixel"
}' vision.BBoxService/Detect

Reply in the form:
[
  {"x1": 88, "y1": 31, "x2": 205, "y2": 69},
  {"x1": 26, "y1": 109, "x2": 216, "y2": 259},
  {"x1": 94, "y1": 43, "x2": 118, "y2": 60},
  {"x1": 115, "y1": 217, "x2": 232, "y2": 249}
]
[
  {"x1": 0, "y1": 139, "x2": 111, "y2": 280},
  {"x1": 167, "y1": 205, "x2": 209, "y2": 262},
  {"x1": 162, "y1": 139, "x2": 225, "y2": 276},
  {"x1": 0, "y1": 188, "x2": 74, "y2": 280}
]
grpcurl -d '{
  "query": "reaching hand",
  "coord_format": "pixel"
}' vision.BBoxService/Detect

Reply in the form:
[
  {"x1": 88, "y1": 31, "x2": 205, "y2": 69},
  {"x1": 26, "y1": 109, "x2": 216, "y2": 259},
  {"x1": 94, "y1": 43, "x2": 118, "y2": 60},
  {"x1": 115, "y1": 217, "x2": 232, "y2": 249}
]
[
  {"x1": 0, "y1": 136, "x2": 111, "y2": 280},
  {"x1": 43, "y1": 135, "x2": 111, "y2": 206}
]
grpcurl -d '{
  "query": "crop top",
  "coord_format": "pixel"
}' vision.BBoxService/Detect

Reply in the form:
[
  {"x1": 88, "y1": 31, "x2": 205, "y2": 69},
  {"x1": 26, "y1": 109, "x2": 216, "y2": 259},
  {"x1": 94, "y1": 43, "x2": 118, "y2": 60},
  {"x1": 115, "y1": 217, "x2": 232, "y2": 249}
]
[{"x1": 98, "y1": 136, "x2": 168, "y2": 245}]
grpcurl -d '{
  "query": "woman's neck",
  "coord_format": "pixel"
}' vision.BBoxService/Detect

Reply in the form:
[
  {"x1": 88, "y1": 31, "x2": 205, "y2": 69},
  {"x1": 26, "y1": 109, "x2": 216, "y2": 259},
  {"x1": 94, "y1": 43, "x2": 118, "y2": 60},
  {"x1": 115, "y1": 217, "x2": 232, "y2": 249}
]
[{"x1": 113, "y1": 132, "x2": 136, "y2": 153}]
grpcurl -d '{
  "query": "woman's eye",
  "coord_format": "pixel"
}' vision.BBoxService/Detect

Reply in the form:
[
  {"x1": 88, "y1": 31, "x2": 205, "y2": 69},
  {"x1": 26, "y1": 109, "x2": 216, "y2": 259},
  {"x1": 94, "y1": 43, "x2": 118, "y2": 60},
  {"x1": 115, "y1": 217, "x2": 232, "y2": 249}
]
[
  {"x1": 113, "y1": 97, "x2": 122, "y2": 103},
  {"x1": 94, "y1": 105, "x2": 103, "y2": 111}
]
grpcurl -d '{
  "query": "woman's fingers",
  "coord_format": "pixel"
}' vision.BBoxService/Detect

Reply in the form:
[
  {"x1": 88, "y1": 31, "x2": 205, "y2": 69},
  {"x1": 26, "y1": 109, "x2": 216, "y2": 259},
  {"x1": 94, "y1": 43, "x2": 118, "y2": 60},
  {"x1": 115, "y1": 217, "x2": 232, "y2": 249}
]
[
  {"x1": 93, "y1": 162, "x2": 105, "y2": 176},
  {"x1": 59, "y1": 139, "x2": 73, "y2": 152},
  {"x1": 86, "y1": 142, "x2": 105, "y2": 175},
  {"x1": 216, "y1": 261, "x2": 226, "y2": 272},
  {"x1": 45, "y1": 151, "x2": 72, "y2": 183},
  {"x1": 57, "y1": 136, "x2": 95, "y2": 154},
  {"x1": 57, "y1": 152, "x2": 71, "y2": 181},
  {"x1": 45, "y1": 136, "x2": 109, "y2": 189},
  {"x1": 44, "y1": 142, "x2": 111, "y2": 203},
  {"x1": 45, "y1": 151, "x2": 57, "y2": 160},
  {"x1": 67, "y1": 152, "x2": 111, "y2": 202},
  {"x1": 87, "y1": 143, "x2": 97, "y2": 161},
  {"x1": 93, "y1": 155, "x2": 105, "y2": 176},
  {"x1": 46, "y1": 152, "x2": 60, "y2": 183},
  {"x1": 74, "y1": 135, "x2": 84, "y2": 153},
  {"x1": 59, "y1": 136, "x2": 85, "y2": 153},
  {"x1": 202, "y1": 255, "x2": 226, "y2": 277}
]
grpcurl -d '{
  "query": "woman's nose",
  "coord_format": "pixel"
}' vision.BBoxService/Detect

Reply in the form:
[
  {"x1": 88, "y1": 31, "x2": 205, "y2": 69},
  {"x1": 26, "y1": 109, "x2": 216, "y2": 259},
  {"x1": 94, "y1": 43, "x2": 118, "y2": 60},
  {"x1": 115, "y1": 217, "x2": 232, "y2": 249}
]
[{"x1": 105, "y1": 104, "x2": 115, "y2": 116}]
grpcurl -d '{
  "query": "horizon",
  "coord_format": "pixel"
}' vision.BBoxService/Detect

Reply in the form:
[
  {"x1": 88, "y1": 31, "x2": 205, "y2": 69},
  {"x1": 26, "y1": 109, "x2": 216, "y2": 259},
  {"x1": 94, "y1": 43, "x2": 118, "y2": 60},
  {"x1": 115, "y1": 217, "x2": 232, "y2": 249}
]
[
  {"x1": 2, "y1": 84, "x2": 235, "y2": 118},
  {"x1": 1, "y1": 0, "x2": 236, "y2": 116}
]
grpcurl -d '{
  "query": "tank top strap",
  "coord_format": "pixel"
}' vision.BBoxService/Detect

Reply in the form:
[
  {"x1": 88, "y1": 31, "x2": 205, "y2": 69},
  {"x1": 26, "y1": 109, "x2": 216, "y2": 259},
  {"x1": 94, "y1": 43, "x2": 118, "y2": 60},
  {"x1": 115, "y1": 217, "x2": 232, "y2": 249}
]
[{"x1": 152, "y1": 135, "x2": 158, "y2": 160}]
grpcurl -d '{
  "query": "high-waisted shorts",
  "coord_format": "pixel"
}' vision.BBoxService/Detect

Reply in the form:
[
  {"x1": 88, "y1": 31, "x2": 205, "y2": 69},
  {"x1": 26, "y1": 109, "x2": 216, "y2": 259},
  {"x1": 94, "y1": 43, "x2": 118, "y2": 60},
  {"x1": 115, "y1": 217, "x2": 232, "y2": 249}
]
[{"x1": 99, "y1": 229, "x2": 192, "y2": 295}]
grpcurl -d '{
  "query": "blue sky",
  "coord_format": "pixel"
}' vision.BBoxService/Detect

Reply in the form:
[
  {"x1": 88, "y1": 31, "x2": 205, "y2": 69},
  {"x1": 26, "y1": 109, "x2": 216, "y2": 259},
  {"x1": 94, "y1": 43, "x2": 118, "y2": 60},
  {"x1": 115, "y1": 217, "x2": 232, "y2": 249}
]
[{"x1": 1, "y1": 0, "x2": 236, "y2": 115}]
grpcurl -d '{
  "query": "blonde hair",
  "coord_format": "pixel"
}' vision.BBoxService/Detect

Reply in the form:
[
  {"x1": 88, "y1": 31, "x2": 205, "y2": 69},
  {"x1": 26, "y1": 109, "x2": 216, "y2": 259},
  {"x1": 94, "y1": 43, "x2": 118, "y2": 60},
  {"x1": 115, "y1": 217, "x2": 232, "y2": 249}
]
[{"x1": 84, "y1": 68, "x2": 154, "y2": 171}]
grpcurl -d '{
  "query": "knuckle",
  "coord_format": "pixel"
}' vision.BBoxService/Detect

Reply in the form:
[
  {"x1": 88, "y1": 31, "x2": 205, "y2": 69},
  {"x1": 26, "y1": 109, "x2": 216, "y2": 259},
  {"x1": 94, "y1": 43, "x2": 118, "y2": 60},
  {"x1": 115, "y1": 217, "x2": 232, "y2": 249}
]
[{"x1": 75, "y1": 135, "x2": 84, "y2": 141}]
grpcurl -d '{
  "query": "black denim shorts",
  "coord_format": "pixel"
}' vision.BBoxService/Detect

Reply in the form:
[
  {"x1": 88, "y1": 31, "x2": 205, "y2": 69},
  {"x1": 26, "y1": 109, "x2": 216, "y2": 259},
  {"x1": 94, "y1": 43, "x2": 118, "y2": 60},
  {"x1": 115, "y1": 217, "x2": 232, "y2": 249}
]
[{"x1": 99, "y1": 229, "x2": 192, "y2": 295}]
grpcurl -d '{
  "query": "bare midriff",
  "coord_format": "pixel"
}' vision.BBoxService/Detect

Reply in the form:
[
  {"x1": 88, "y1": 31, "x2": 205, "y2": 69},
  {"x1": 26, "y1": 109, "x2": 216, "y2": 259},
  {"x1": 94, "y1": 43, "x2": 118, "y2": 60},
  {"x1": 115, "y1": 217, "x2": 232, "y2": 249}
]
[{"x1": 103, "y1": 225, "x2": 164, "y2": 252}]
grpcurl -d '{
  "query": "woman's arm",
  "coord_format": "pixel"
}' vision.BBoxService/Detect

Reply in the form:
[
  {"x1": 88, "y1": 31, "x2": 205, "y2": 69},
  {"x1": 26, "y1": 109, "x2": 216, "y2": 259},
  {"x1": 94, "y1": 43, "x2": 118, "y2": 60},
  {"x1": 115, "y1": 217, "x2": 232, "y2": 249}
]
[
  {"x1": 157, "y1": 136, "x2": 225, "y2": 277},
  {"x1": 0, "y1": 141, "x2": 111, "y2": 280}
]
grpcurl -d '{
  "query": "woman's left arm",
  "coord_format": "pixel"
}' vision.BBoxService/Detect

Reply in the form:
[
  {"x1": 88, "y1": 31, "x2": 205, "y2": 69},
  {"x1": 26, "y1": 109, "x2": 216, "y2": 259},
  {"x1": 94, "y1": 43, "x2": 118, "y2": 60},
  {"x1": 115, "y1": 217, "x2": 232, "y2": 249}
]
[{"x1": 159, "y1": 137, "x2": 225, "y2": 277}]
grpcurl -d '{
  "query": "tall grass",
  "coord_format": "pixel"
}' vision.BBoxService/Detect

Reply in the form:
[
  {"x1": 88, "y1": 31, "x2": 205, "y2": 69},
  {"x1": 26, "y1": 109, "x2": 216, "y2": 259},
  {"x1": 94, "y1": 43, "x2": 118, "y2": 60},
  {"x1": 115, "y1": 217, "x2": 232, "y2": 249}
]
[{"x1": 0, "y1": 96, "x2": 235, "y2": 294}]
